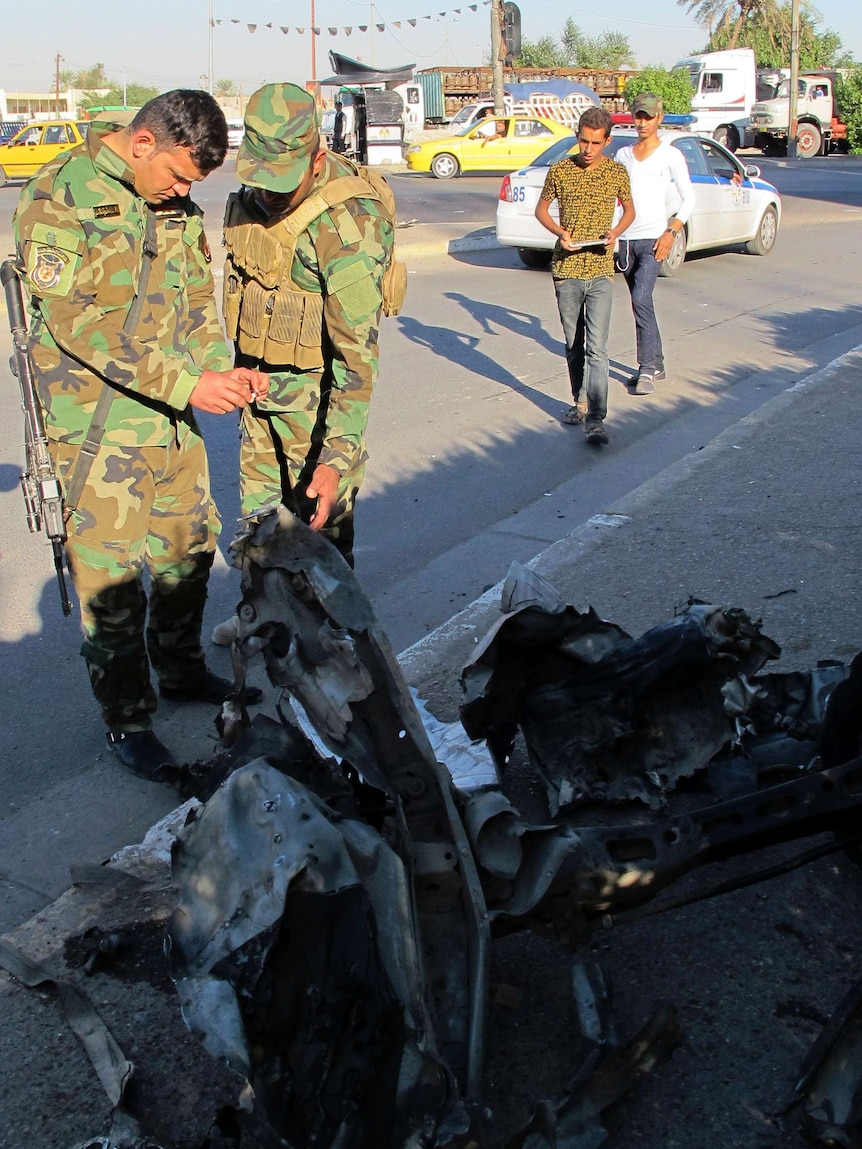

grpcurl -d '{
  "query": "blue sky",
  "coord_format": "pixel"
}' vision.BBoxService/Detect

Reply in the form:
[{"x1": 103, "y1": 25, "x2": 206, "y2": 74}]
[{"x1": 2, "y1": 0, "x2": 860, "y2": 96}]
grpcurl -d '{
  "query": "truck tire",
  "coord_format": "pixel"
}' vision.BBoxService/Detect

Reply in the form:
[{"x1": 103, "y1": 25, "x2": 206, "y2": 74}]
[
  {"x1": 658, "y1": 228, "x2": 687, "y2": 278},
  {"x1": 796, "y1": 122, "x2": 821, "y2": 159},
  {"x1": 745, "y1": 205, "x2": 778, "y2": 256},
  {"x1": 0, "y1": 167, "x2": 7, "y2": 189},
  {"x1": 713, "y1": 125, "x2": 739, "y2": 153},
  {"x1": 430, "y1": 153, "x2": 459, "y2": 179},
  {"x1": 517, "y1": 248, "x2": 552, "y2": 269}
]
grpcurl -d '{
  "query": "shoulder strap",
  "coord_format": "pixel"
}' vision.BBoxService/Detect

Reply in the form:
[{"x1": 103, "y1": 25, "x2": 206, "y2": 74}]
[
  {"x1": 278, "y1": 174, "x2": 384, "y2": 240},
  {"x1": 64, "y1": 207, "x2": 159, "y2": 510}
]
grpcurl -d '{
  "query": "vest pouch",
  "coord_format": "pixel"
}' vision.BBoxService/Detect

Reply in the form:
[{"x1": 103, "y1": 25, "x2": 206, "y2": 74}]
[
  {"x1": 234, "y1": 277, "x2": 270, "y2": 359},
  {"x1": 382, "y1": 256, "x2": 408, "y2": 318},
  {"x1": 263, "y1": 290, "x2": 325, "y2": 372},
  {"x1": 222, "y1": 259, "x2": 241, "y2": 342}
]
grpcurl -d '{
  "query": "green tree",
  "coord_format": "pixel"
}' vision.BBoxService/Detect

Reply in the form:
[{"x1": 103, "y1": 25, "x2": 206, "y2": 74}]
[
  {"x1": 517, "y1": 22, "x2": 635, "y2": 71},
  {"x1": 560, "y1": 18, "x2": 582, "y2": 63},
  {"x1": 215, "y1": 78, "x2": 237, "y2": 96},
  {"x1": 624, "y1": 66, "x2": 694, "y2": 114},
  {"x1": 576, "y1": 31, "x2": 637, "y2": 70},
  {"x1": 515, "y1": 35, "x2": 569, "y2": 68},
  {"x1": 837, "y1": 66, "x2": 862, "y2": 153},
  {"x1": 75, "y1": 63, "x2": 111, "y2": 88},
  {"x1": 679, "y1": 0, "x2": 774, "y2": 48},
  {"x1": 78, "y1": 83, "x2": 158, "y2": 110}
]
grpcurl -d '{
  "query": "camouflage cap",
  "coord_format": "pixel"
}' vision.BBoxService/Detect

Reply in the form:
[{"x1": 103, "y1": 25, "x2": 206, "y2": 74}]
[
  {"x1": 631, "y1": 93, "x2": 663, "y2": 118},
  {"x1": 236, "y1": 83, "x2": 320, "y2": 192}
]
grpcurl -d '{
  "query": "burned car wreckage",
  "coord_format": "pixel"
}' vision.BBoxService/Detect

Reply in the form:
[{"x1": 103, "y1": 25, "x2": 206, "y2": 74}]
[{"x1": 156, "y1": 509, "x2": 862, "y2": 1149}]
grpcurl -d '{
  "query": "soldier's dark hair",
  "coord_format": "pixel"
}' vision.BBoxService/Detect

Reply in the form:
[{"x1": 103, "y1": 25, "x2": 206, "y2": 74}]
[
  {"x1": 130, "y1": 90, "x2": 228, "y2": 174},
  {"x1": 578, "y1": 106, "x2": 613, "y2": 140}
]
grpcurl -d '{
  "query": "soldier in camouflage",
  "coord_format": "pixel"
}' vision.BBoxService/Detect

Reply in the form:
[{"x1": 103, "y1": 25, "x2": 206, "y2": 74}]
[
  {"x1": 222, "y1": 82, "x2": 395, "y2": 568},
  {"x1": 13, "y1": 89, "x2": 267, "y2": 779}
]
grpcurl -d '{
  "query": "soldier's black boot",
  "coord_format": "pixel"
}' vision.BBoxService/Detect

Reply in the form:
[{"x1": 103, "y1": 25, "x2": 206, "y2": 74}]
[
  {"x1": 107, "y1": 729, "x2": 176, "y2": 780},
  {"x1": 160, "y1": 670, "x2": 262, "y2": 707}
]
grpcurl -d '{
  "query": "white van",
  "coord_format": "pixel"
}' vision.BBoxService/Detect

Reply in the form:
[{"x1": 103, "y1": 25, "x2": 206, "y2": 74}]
[{"x1": 226, "y1": 119, "x2": 244, "y2": 149}]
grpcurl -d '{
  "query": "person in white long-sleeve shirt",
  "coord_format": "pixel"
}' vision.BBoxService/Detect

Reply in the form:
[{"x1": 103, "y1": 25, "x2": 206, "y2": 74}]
[{"x1": 614, "y1": 94, "x2": 696, "y2": 394}]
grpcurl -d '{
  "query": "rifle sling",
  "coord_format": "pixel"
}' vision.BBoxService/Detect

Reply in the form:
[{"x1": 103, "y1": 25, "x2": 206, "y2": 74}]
[{"x1": 64, "y1": 207, "x2": 158, "y2": 511}]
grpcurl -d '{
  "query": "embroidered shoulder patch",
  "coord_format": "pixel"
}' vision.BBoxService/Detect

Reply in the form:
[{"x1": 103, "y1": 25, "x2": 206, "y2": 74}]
[{"x1": 29, "y1": 246, "x2": 73, "y2": 293}]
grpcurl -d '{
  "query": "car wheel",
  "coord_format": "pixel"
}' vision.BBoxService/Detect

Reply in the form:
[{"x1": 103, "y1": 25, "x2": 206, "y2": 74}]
[
  {"x1": 517, "y1": 248, "x2": 552, "y2": 269},
  {"x1": 658, "y1": 228, "x2": 687, "y2": 277},
  {"x1": 796, "y1": 123, "x2": 821, "y2": 159},
  {"x1": 0, "y1": 167, "x2": 7, "y2": 190},
  {"x1": 745, "y1": 205, "x2": 778, "y2": 256},
  {"x1": 713, "y1": 125, "x2": 739, "y2": 153},
  {"x1": 430, "y1": 153, "x2": 459, "y2": 179}
]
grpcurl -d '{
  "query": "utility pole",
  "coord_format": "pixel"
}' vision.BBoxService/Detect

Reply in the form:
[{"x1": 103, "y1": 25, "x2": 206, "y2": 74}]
[
  {"x1": 490, "y1": 0, "x2": 504, "y2": 114},
  {"x1": 787, "y1": 0, "x2": 800, "y2": 159},
  {"x1": 208, "y1": 0, "x2": 214, "y2": 94},
  {"x1": 122, "y1": 66, "x2": 127, "y2": 108},
  {"x1": 54, "y1": 52, "x2": 63, "y2": 115},
  {"x1": 311, "y1": 0, "x2": 317, "y2": 81}
]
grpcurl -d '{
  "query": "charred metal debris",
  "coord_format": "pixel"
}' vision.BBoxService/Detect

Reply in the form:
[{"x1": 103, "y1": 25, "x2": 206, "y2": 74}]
[{"x1": 162, "y1": 509, "x2": 862, "y2": 1149}]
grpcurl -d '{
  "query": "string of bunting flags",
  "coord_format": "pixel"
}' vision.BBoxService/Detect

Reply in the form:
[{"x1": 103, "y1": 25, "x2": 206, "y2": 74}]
[{"x1": 212, "y1": 2, "x2": 489, "y2": 35}]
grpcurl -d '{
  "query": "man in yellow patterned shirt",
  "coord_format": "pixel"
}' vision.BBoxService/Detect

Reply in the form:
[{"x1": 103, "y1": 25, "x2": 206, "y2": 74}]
[{"x1": 536, "y1": 107, "x2": 634, "y2": 445}]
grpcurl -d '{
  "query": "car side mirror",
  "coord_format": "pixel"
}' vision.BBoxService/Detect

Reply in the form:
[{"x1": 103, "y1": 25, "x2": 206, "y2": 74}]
[{"x1": 744, "y1": 164, "x2": 761, "y2": 179}]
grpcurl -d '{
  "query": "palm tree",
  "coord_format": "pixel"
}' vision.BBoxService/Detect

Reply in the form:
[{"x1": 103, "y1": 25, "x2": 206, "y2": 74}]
[
  {"x1": 678, "y1": 0, "x2": 765, "y2": 48},
  {"x1": 215, "y1": 79, "x2": 237, "y2": 97}
]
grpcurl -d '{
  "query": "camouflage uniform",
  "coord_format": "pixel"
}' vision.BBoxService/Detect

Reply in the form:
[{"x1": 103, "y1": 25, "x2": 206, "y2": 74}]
[
  {"x1": 13, "y1": 121, "x2": 231, "y2": 732},
  {"x1": 225, "y1": 84, "x2": 394, "y2": 563}
]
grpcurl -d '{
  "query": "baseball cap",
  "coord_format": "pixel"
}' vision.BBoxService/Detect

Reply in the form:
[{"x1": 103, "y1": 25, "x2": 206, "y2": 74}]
[
  {"x1": 631, "y1": 93, "x2": 663, "y2": 117},
  {"x1": 236, "y1": 83, "x2": 320, "y2": 192}
]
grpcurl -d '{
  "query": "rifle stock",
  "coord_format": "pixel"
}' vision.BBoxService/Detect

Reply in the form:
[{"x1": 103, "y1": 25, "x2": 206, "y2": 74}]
[{"x1": 2, "y1": 259, "x2": 72, "y2": 616}]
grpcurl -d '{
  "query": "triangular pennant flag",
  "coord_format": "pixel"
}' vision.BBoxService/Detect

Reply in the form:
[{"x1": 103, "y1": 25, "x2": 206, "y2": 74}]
[
  {"x1": 297, "y1": 27, "x2": 305, "y2": 33},
  {"x1": 280, "y1": 26, "x2": 289, "y2": 33},
  {"x1": 215, "y1": 18, "x2": 222, "y2": 24},
  {"x1": 408, "y1": 17, "x2": 416, "y2": 25},
  {"x1": 376, "y1": 22, "x2": 385, "y2": 31},
  {"x1": 469, "y1": 4, "x2": 477, "y2": 8},
  {"x1": 312, "y1": 26, "x2": 320, "y2": 34},
  {"x1": 359, "y1": 23, "x2": 367, "y2": 30},
  {"x1": 231, "y1": 18, "x2": 240, "y2": 23},
  {"x1": 345, "y1": 27, "x2": 353, "y2": 34},
  {"x1": 247, "y1": 23, "x2": 256, "y2": 32},
  {"x1": 393, "y1": 20, "x2": 401, "y2": 26},
  {"x1": 265, "y1": 22, "x2": 272, "y2": 28},
  {"x1": 328, "y1": 27, "x2": 337, "y2": 34}
]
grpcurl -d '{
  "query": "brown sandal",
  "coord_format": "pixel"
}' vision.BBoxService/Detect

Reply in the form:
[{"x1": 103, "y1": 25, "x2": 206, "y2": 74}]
[{"x1": 561, "y1": 404, "x2": 586, "y2": 425}]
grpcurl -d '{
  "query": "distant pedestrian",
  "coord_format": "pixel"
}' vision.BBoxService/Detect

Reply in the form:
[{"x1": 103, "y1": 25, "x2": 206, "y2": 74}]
[
  {"x1": 614, "y1": 94, "x2": 695, "y2": 394},
  {"x1": 535, "y1": 107, "x2": 634, "y2": 445}
]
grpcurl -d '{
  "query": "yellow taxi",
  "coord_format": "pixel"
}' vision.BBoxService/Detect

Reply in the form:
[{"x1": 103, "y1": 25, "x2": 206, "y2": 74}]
[
  {"x1": 0, "y1": 121, "x2": 89, "y2": 188},
  {"x1": 406, "y1": 115, "x2": 572, "y2": 179}
]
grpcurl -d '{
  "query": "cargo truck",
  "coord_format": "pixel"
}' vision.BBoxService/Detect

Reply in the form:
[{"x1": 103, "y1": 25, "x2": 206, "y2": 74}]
[
  {"x1": 416, "y1": 65, "x2": 629, "y2": 124},
  {"x1": 672, "y1": 48, "x2": 784, "y2": 152},
  {"x1": 749, "y1": 70, "x2": 849, "y2": 158}
]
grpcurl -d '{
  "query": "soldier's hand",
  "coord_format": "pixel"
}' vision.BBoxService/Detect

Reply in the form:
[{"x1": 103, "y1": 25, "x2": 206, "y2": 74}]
[
  {"x1": 306, "y1": 464, "x2": 339, "y2": 531},
  {"x1": 230, "y1": 367, "x2": 270, "y2": 402},
  {"x1": 189, "y1": 370, "x2": 254, "y2": 414}
]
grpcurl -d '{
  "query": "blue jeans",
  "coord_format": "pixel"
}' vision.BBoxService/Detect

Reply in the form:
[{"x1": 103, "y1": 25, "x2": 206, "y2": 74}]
[
  {"x1": 616, "y1": 238, "x2": 663, "y2": 373},
  {"x1": 553, "y1": 275, "x2": 614, "y2": 421}
]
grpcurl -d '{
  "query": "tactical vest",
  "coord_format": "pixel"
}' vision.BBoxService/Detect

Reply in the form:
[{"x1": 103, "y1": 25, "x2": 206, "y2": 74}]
[{"x1": 222, "y1": 168, "x2": 401, "y2": 372}]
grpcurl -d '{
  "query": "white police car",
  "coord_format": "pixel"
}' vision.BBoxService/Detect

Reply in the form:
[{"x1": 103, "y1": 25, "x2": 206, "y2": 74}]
[{"x1": 495, "y1": 128, "x2": 781, "y2": 274}]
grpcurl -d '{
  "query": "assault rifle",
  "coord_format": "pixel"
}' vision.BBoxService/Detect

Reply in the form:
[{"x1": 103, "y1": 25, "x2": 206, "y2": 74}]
[{"x1": 2, "y1": 259, "x2": 72, "y2": 616}]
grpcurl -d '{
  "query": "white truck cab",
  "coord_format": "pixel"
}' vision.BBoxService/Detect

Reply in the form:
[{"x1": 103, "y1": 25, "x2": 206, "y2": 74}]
[{"x1": 673, "y1": 48, "x2": 760, "y2": 152}]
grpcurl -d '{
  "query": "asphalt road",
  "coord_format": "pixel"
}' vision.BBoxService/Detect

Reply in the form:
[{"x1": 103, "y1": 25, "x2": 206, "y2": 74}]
[{"x1": 0, "y1": 155, "x2": 861, "y2": 934}]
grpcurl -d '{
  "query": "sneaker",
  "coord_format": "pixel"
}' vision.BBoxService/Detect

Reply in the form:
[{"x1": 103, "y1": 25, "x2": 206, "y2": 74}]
[
  {"x1": 160, "y1": 670, "x2": 262, "y2": 706},
  {"x1": 211, "y1": 614, "x2": 240, "y2": 646},
  {"x1": 107, "y1": 729, "x2": 176, "y2": 781},
  {"x1": 632, "y1": 369, "x2": 666, "y2": 395},
  {"x1": 584, "y1": 417, "x2": 609, "y2": 445}
]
